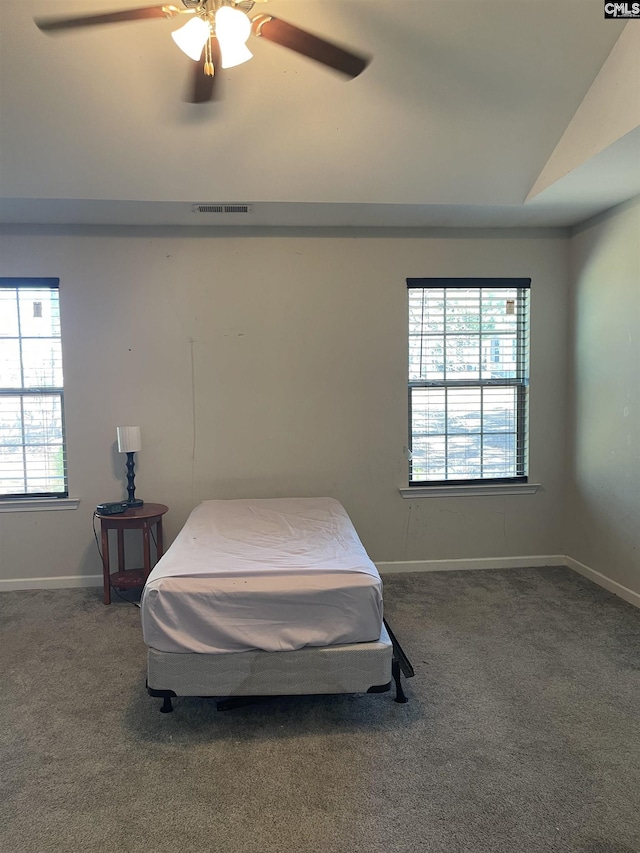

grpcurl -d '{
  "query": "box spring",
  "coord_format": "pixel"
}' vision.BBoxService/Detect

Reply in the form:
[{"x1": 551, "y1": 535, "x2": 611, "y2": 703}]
[{"x1": 147, "y1": 624, "x2": 393, "y2": 697}]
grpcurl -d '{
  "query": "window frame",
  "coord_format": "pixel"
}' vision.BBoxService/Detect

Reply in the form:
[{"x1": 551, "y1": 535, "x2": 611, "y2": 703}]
[
  {"x1": 406, "y1": 277, "x2": 531, "y2": 489},
  {"x1": 0, "y1": 277, "x2": 69, "y2": 501}
]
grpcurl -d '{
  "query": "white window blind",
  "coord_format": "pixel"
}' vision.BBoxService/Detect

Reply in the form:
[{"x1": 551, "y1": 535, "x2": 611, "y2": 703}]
[
  {"x1": 407, "y1": 278, "x2": 530, "y2": 485},
  {"x1": 0, "y1": 279, "x2": 68, "y2": 498}
]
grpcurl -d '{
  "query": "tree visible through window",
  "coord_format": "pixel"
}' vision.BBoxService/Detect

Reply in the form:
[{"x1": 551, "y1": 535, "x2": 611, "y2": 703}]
[
  {"x1": 0, "y1": 279, "x2": 68, "y2": 498},
  {"x1": 407, "y1": 278, "x2": 530, "y2": 485}
]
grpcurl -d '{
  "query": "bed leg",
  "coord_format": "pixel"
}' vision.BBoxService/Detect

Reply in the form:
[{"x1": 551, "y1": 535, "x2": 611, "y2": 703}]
[
  {"x1": 147, "y1": 684, "x2": 176, "y2": 713},
  {"x1": 392, "y1": 659, "x2": 408, "y2": 704}
]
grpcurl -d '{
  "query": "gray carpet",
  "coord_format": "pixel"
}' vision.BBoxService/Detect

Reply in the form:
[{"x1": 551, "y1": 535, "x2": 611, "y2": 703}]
[{"x1": 1, "y1": 567, "x2": 639, "y2": 853}]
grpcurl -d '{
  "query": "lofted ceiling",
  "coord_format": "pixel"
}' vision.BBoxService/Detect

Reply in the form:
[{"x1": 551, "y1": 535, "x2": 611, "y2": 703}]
[{"x1": 0, "y1": 0, "x2": 638, "y2": 229}]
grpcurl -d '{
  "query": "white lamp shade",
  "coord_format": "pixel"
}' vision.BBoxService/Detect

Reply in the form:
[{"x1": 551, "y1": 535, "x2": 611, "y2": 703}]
[
  {"x1": 215, "y1": 6, "x2": 253, "y2": 68},
  {"x1": 171, "y1": 16, "x2": 211, "y2": 61},
  {"x1": 117, "y1": 426, "x2": 141, "y2": 453}
]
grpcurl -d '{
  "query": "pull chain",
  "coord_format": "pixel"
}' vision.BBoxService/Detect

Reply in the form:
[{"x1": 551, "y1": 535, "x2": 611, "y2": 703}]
[{"x1": 204, "y1": 34, "x2": 214, "y2": 76}]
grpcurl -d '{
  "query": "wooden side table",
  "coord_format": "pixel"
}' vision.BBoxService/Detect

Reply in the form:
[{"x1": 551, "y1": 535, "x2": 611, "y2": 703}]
[{"x1": 97, "y1": 503, "x2": 169, "y2": 605}]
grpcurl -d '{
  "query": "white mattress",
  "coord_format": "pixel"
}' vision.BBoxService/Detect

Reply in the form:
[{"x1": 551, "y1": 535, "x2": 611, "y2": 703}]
[{"x1": 141, "y1": 497, "x2": 383, "y2": 654}]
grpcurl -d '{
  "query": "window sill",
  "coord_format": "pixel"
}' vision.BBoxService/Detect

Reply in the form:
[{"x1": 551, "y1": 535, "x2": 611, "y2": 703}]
[
  {"x1": 399, "y1": 483, "x2": 540, "y2": 498},
  {"x1": 0, "y1": 498, "x2": 80, "y2": 513}
]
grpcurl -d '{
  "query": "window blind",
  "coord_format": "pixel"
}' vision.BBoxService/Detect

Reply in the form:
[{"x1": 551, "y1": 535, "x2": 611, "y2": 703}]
[
  {"x1": 407, "y1": 278, "x2": 530, "y2": 485},
  {"x1": 0, "y1": 279, "x2": 68, "y2": 498}
]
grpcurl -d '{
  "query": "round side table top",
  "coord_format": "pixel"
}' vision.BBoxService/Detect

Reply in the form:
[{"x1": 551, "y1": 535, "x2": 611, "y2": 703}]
[{"x1": 97, "y1": 503, "x2": 168, "y2": 520}]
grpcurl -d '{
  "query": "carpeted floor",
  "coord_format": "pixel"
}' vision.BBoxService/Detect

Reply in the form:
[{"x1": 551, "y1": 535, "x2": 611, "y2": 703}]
[{"x1": 1, "y1": 567, "x2": 639, "y2": 853}]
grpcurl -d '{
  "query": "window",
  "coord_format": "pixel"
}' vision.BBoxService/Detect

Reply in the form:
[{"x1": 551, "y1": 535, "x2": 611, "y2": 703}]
[
  {"x1": 0, "y1": 279, "x2": 68, "y2": 498},
  {"x1": 407, "y1": 278, "x2": 530, "y2": 486}
]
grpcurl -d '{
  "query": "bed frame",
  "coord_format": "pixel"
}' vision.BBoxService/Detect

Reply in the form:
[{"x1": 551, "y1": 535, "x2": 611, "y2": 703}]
[
  {"x1": 142, "y1": 498, "x2": 414, "y2": 713},
  {"x1": 146, "y1": 619, "x2": 414, "y2": 713}
]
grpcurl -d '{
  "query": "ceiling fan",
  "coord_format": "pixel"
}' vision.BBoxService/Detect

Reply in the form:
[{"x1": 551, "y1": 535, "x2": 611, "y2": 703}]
[{"x1": 35, "y1": 0, "x2": 371, "y2": 103}]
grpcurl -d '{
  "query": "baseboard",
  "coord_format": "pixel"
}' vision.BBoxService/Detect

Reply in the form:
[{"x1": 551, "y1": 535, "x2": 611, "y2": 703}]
[
  {"x1": 377, "y1": 555, "x2": 638, "y2": 609},
  {"x1": 564, "y1": 557, "x2": 640, "y2": 609},
  {"x1": 2, "y1": 558, "x2": 637, "y2": 610},
  {"x1": 0, "y1": 575, "x2": 102, "y2": 591},
  {"x1": 376, "y1": 555, "x2": 567, "y2": 574}
]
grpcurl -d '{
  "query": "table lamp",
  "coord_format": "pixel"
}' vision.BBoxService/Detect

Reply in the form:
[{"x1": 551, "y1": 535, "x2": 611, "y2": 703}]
[{"x1": 116, "y1": 426, "x2": 144, "y2": 507}]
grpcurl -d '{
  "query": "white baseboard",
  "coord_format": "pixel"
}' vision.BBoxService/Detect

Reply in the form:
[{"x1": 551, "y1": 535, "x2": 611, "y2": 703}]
[
  {"x1": 0, "y1": 575, "x2": 102, "y2": 591},
  {"x1": 2, "y1": 557, "x2": 637, "y2": 610},
  {"x1": 564, "y1": 557, "x2": 640, "y2": 609},
  {"x1": 376, "y1": 555, "x2": 566, "y2": 574},
  {"x1": 377, "y1": 555, "x2": 638, "y2": 609}
]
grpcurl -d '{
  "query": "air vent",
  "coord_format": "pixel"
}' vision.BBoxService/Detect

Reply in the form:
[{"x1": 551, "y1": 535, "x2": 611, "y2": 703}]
[{"x1": 192, "y1": 203, "x2": 254, "y2": 215}]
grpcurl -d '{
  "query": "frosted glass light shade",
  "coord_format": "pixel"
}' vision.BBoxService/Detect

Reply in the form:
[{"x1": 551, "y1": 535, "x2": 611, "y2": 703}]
[
  {"x1": 171, "y1": 16, "x2": 211, "y2": 61},
  {"x1": 215, "y1": 6, "x2": 253, "y2": 68},
  {"x1": 117, "y1": 426, "x2": 141, "y2": 454}
]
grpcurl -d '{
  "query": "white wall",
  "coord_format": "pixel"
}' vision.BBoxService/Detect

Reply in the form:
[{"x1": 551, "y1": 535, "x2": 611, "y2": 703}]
[
  {"x1": 0, "y1": 226, "x2": 569, "y2": 585},
  {"x1": 566, "y1": 197, "x2": 640, "y2": 596}
]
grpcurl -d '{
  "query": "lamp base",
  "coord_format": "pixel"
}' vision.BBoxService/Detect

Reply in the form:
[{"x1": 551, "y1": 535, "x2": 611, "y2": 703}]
[{"x1": 123, "y1": 452, "x2": 143, "y2": 508}]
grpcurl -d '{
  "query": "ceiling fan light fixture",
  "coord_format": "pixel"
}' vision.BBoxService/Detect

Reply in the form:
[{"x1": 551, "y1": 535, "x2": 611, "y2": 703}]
[
  {"x1": 171, "y1": 16, "x2": 211, "y2": 61},
  {"x1": 215, "y1": 6, "x2": 253, "y2": 69}
]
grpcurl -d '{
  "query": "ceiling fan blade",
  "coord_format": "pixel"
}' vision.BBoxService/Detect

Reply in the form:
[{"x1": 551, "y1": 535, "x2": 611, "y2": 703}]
[
  {"x1": 251, "y1": 15, "x2": 370, "y2": 79},
  {"x1": 188, "y1": 38, "x2": 222, "y2": 104},
  {"x1": 35, "y1": 5, "x2": 181, "y2": 33}
]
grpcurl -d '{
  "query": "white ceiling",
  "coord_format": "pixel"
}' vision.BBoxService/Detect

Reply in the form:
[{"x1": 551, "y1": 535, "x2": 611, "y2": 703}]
[{"x1": 0, "y1": 0, "x2": 638, "y2": 229}]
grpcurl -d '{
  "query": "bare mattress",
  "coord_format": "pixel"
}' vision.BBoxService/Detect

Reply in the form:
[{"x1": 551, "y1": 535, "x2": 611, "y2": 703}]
[{"x1": 141, "y1": 497, "x2": 384, "y2": 654}]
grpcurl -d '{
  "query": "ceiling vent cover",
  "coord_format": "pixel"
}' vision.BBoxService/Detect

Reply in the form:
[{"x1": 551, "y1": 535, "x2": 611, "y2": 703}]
[{"x1": 192, "y1": 203, "x2": 254, "y2": 215}]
